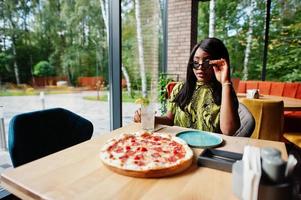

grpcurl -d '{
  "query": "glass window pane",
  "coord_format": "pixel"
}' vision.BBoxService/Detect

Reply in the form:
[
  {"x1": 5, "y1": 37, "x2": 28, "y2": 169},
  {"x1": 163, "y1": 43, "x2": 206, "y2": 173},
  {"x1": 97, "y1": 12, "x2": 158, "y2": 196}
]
[
  {"x1": 198, "y1": 0, "x2": 266, "y2": 80},
  {"x1": 0, "y1": 0, "x2": 110, "y2": 141},
  {"x1": 267, "y1": 1, "x2": 301, "y2": 81},
  {"x1": 121, "y1": 0, "x2": 163, "y2": 126}
]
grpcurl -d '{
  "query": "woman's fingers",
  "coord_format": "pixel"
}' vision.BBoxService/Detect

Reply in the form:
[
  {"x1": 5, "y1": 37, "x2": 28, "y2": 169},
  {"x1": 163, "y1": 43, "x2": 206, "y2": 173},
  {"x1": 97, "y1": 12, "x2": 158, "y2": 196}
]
[
  {"x1": 209, "y1": 58, "x2": 226, "y2": 66},
  {"x1": 210, "y1": 59, "x2": 230, "y2": 84},
  {"x1": 133, "y1": 109, "x2": 141, "y2": 122},
  {"x1": 210, "y1": 59, "x2": 227, "y2": 70},
  {"x1": 211, "y1": 58, "x2": 230, "y2": 73}
]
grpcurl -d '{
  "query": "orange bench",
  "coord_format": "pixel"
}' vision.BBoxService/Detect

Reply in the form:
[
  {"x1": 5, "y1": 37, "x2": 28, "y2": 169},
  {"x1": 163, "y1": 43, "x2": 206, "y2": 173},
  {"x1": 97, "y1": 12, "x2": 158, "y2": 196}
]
[
  {"x1": 237, "y1": 80, "x2": 301, "y2": 135},
  {"x1": 237, "y1": 80, "x2": 301, "y2": 99}
]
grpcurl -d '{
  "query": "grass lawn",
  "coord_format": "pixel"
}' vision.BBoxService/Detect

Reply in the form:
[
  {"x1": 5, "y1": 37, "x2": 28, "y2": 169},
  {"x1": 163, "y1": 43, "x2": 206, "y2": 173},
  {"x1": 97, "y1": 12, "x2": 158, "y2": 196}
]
[
  {"x1": 0, "y1": 86, "x2": 80, "y2": 96},
  {"x1": 83, "y1": 91, "x2": 140, "y2": 103},
  {"x1": 0, "y1": 88, "x2": 145, "y2": 104}
]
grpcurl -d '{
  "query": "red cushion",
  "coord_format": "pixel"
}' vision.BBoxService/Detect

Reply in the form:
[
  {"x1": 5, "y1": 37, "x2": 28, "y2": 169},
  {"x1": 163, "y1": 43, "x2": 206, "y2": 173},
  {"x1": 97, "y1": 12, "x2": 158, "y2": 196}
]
[
  {"x1": 237, "y1": 81, "x2": 246, "y2": 93},
  {"x1": 296, "y1": 83, "x2": 301, "y2": 99},
  {"x1": 258, "y1": 81, "x2": 272, "y2": 95},
  {"x1": 246, "y1": 81, "x2": 258, "y2": 90},
  {"x1": 284, "y1": 111, "x2": 301, "y2": 132},
  {"x1": 270, "y1": 82, "x2": 284, "y2": 96},
  {"x1": 232, "y1": 78, "x2": 240, "y2": 93},
  {"x1": 283, "y1": 83, "x2": 299, "y2": 98}
]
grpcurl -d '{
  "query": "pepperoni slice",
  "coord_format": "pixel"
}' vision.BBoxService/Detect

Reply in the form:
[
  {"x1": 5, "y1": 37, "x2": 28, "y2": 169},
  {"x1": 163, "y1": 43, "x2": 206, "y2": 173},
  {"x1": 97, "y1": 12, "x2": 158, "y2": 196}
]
[
  {"x1": 169, "y1": 141, "x2": 178, "y2": 146},
  {"x1": 119, "y1": 155, "x2": 129, "y2": 162},
  {"x1": 134, "y1": 160, "x2": 145, "y2": 166},
  {"x1": 141, "y1": 147, "x2": 147, "y2": 152},
  {"x1": 153, "y1": 136, "x2": 161, "y2": 141},
  {"x1": 141, "y1": 132, "x2": 151, "y2": 138},
  {"x1": 115, "y1": 146, "x2": 123, "y2": 153},
  {"x1": 167, "y1": 156, "x2": 177, "y2": 163},
  {"x1": 108, "y1": 143, "x2": 117, "y2": 152},
  {"x1": 125, "y1": 150, "x2": 135, "y2": 157},
  {"x1": 151, "y1": 152, "x2": 161, "y2": 158},
  {"x1": 153, "y1": 147, "x2": 163, "y2": 152},
  {"x1": 134, "y1": 154, "x2": 144, "y2": 160},
  {"x1": 132, "y1": 142, "x2": 140, "y2": 146},
  {"x1": 174, "y1": 151, "x2": 184, "y2": 158}
]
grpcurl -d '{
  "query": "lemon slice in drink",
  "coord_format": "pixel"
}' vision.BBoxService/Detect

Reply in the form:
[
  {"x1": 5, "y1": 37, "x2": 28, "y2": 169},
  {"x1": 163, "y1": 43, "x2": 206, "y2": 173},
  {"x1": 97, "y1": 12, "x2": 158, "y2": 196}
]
[{"x1": 135, "y1": 98, "x2": 150, "y2": 105}]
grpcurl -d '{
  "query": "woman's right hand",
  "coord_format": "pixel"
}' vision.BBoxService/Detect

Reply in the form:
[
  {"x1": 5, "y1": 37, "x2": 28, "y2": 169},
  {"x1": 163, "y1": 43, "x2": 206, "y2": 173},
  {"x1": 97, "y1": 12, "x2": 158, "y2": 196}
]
[{"x1": 133, "y1": 108, "x2": 141, "y2": 123}]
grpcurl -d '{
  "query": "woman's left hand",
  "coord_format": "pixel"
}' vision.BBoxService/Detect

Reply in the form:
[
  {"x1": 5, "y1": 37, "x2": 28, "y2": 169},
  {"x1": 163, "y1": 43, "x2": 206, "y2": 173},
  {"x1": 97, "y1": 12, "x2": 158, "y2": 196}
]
[{"x1": 210, "y1": 58, "x2": 231, "y2": 84}]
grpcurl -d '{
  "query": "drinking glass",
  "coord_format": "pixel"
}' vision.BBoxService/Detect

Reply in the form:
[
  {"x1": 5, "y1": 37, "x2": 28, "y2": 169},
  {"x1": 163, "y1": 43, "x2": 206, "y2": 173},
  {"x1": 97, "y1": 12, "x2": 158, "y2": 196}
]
[{"x1": 141, "y1": 103, "x2": 155, "y2": 132}]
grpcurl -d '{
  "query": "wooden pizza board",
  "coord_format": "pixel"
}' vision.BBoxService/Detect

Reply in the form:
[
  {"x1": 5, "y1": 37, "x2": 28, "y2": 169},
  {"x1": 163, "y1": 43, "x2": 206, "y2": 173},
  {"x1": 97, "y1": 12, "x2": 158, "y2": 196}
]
[{"x1": 102, "y1": 157, "x2": 193, "y2": 178}]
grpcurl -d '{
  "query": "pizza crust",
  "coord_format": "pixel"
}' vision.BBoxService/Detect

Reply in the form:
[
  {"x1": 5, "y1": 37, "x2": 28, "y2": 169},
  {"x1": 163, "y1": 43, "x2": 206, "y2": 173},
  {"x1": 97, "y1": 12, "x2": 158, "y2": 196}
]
[
  {"x1": 99, "y1": 131, "x2": 194, "y2": 178},
  {"x1": 104, "y1": 156, "x2": 193, "y2": 178}
]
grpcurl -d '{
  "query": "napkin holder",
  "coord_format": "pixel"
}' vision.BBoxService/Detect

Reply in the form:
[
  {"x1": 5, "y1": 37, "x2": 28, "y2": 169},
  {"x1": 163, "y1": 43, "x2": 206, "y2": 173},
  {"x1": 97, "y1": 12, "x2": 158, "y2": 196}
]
[
  {"x1": 197, "y1": 149, "x2": 242, "y2": 172},
  {"x1": 246, "y1": 89, "x2": 260, "y2": 99},
  {"x1": 232, "y1": 161, "x2": 293, "y2": 200}
]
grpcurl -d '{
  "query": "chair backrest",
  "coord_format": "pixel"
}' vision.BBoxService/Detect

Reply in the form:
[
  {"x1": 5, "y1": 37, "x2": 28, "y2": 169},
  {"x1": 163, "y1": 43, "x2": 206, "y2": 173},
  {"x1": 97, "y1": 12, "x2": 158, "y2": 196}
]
[
  {"x1": 270, "y1": 82, "x2": 285, "y2": 96},
  {"x1": 231, "y1": 78, "x2": 240, "y2": 93},
  {"x1": 246, "y1": 81, "x2": 258, "y2": 91},
  {"x1": 166, "y1": 82, "x2": 177, "y2": 98},
  {"x1": 8, "y1": 108, "x2": 93, "y2": 167},
  {"x1": 234, "y1": 103, "x2": 255, "y2": 137},
  {"x1": 258, "y1": 81, "x2": 272, "y2": 95},
  {"x1": 296, "y1": 83, "x2": 301, "y2": 99},
  {"x1": 283, "y1": 83, "x2": 299, "y2": 98},
  {"x1": 237, "y1": 81, "x2": 246, "y2": 93},
  {"x1": 241, "y1": 99, "x2": 284, "y2": 141}
]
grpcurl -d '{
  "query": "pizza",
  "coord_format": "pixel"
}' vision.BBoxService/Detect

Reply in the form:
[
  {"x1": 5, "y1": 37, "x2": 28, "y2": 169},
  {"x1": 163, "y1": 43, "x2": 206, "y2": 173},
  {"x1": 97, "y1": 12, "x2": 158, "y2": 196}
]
[{"x1": 100, "y1": 131, "x2": 193, "y2": 178}]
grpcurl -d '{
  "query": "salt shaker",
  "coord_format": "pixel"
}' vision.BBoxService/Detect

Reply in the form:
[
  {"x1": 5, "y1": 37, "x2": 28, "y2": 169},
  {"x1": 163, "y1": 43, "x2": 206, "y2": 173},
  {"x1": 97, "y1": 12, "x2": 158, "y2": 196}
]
[{"x1": 261, "y1": 147, "x2": 286, "y2": 183}]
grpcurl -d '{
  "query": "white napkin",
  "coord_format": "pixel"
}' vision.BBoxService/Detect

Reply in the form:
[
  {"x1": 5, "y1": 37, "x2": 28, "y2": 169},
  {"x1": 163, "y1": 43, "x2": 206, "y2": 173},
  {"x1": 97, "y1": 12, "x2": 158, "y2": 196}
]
[
  {"x1": 285, "y1": 154, "x2": 297, "y2": 178},
  {"x1": 242, "y1": 146, "x2": 262, "y2": 200}
]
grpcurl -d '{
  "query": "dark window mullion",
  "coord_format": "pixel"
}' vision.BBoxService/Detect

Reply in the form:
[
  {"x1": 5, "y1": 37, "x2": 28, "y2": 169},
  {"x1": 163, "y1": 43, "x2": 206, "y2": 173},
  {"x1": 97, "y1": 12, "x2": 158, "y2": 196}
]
[{"x1": 108, "y1": 0, "x2": 122, "y2": 130}]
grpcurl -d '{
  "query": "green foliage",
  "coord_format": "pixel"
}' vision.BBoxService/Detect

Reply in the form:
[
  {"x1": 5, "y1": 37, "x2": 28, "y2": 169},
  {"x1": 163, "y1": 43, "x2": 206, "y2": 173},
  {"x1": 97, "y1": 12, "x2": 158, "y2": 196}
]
[
  {"x1": 0, "y1": 0, "x2": 300, "y2": 87},
  {"x1": 0, "y1": 0, "x2": 109, "y2": 84},
  {"x1": 266, "y1": 2, "x2": 301, "y2": 82},
  {"x1": 157, "y1": 73, "x2": 172, "y2": 114},
  {"x1": 198, "y1": 0, "x2": 301, "y2": 82},
  {"x1": 122, "y1": 1, "x2": 139, "y2": 92},
  {"x1": 33, "y1": 61, "x2": 56, "y2": 77},
  {"x1": 0, "y1": 53, "x2": 12, "y2": 73},
  {"x1": 0, "y1": 52, "x2": 14, "y2": 83}
]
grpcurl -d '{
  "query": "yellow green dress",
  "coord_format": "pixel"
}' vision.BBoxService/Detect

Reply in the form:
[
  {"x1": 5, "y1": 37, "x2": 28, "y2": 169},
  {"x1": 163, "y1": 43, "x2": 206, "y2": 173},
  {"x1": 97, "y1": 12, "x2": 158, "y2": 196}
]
[{"x1": 167, "y1": 82, "x2": 221, "y2": 133}]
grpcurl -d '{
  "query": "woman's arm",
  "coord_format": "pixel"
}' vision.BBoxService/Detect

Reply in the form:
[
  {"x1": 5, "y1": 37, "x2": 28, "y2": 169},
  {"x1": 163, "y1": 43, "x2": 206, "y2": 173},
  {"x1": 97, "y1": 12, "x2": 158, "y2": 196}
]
[
  {"x1": 134, "y1": 109, "x2": 174, "y2": 126},
  {"x1": 211, "y1": 59, "x2": 240, "y2": 135},
  {"x1": 220, "y1": 84, "x2": 240, "y2": 135},
  {"x1": 155, "y1": 111, "x2": 174, "y2": 126}
]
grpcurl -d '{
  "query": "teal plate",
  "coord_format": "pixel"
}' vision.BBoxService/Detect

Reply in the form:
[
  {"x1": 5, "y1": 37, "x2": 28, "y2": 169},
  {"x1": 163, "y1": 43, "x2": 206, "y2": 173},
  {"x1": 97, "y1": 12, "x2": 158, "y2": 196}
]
[{"x1": 176, "y1": 130, "x2": 223, "y2": 148}]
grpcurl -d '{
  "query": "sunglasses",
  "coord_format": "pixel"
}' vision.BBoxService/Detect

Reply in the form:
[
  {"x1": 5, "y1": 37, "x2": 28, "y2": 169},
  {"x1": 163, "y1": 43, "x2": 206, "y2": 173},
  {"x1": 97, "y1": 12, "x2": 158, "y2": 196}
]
[{"x1": 191, "y1": 59, "x2": 213, "y2": 70}]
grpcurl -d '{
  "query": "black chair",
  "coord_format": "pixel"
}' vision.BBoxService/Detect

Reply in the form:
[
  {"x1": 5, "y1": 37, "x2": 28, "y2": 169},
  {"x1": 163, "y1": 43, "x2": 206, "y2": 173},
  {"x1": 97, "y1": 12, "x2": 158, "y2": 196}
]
[
  {"x1": 8, "y1": 108, "x2": 93, "y2": 167},
  {"x1": 234, "y1": 103, "x2": 255, "y2": 137}
]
